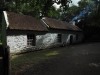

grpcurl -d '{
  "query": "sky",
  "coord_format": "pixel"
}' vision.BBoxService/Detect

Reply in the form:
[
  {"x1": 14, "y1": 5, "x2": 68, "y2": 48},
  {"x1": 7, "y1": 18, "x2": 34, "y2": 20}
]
[
  {"x1": 53, "y1": 0, "x2": 80, "y2": 9},
  {"x1": 71, "y1": 0, "x2": 80, "y2": 6}
]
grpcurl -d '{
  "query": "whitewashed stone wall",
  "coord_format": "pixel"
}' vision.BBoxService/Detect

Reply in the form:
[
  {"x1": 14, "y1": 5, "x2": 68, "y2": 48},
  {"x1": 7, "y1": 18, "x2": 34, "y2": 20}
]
[
  {"x1": 7, "y1": 33, "x2": 59, "y2": 53},
  {"x1": 7, "y1": 35, "x2": 27, "y2": 53},
  {"x1": 36, "y1": 33, "x2": 58, "y2": 49},
  {"x1": 62, "y1": 34, "x2": 69, "y2": 44},
  {"x1": 7, "y1": 33, "x2": 83, "y2": 54},
  {"x1": 70, "y1": 33, "x2": 84, "y2": 43},
  {"x1": 62, "y1": 33, "x2": 84, "y2": 44},
  {"x1": 62, "y1": 34, "x2": 77, "y2": 45},
  {"x1": 69, "y1": 34, "x2": 76, "y2": 43}
]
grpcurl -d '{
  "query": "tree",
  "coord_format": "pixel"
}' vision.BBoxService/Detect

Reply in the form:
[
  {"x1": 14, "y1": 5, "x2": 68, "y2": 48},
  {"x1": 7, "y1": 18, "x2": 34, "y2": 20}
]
[
  {"x1": 47, "y1": 6, "x2": 60, "y2": 19},
  {"x1": 78, "y1": 0, "x2": 88, "y2": 9},
  {"x1": 73, "y1": 0, "x2": 100, "y2": 40},
  {"x1": 65, "y1": 5, "x2": 80, "y2": 22},
  {"x1": 4, "y1": 0, "x2": 72, "y2": 18}
]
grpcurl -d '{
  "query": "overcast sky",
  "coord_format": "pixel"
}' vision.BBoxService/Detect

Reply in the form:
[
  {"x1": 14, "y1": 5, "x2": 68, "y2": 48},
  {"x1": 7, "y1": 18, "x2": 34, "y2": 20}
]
[
  {"x1": 71, "y1": 0, "x2": 80, "y2": 6},
  {"x1": 53, "y1": 0, "x2": 80, "y2": 9}
]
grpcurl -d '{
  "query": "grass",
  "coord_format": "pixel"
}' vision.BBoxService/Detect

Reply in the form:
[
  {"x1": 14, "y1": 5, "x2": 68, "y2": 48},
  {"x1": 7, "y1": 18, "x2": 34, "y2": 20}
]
[{"x1": 11, "y1": 49, "x2": 60, "y2": 73}]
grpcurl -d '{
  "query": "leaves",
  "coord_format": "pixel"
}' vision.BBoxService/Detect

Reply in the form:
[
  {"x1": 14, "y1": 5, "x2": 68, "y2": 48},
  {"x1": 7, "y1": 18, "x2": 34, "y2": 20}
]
[{"x1": 4, "y1": 0, "x2": 71, "y2": 18}]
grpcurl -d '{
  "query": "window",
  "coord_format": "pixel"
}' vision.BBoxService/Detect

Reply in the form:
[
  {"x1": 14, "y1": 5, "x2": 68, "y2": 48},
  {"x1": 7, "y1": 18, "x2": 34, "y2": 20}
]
[
  {"x1": 57, "y1": 34, "x2": 62, "y2": 43},
  {"x1": 27, "y1": 34, "x2": 36, "y2": 46}
]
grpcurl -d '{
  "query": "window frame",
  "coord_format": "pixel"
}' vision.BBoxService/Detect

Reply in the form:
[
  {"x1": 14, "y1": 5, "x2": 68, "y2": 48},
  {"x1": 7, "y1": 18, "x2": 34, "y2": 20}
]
[
  {"x1": 27, "y1": 34, "x2": 36, "y2": 46},
  {"x1": 57, "y1": 34, "x2": 62, "y2": 43}
]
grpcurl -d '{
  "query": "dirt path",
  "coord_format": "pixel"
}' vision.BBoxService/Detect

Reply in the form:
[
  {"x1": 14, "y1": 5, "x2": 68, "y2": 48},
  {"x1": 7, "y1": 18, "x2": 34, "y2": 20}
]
[{"x1": 13, "y1": 43, "x2": 100, "y2": 75}]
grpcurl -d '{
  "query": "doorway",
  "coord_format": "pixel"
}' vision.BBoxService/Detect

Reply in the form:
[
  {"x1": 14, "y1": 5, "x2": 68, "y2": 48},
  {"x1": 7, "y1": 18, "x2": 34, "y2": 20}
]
[{"x1": 70, "y1": 35, "x2": 73, "y2": 44}]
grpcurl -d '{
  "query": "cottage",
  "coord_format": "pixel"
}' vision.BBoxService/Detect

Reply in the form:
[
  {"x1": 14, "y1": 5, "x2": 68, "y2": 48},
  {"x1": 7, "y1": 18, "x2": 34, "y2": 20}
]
[
  {"x1": 41, "y1": 17, "x2": 84, "y2": 45},
  {"x1": 4, "y1": 11, "x2": 48, "y2": 53},
  {"x1": 2, "y1": 11, "x2": 83, "y2": 54}
]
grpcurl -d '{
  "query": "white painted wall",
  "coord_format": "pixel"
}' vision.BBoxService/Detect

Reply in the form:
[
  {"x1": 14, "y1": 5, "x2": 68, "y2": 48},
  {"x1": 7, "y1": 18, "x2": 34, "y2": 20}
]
[
  {"x1": 62, "y1": 33, "x2": 84, "y2": 45},
  {"x1": 7, "y1": 33, "x2": 59, "y2": 53},
  {"x1": 7, "y1": 35, "x2": 27, "y2": 53},
  {"x1": 62, "y1": 34, "x2": 69, "y2": 44},
  {"x1": 7, "y1": 33, "x2": 83, "y2": 54},
  {"x1": 36, "y1": 33, "x2": 58, "y2": 49},
  {"x1": 68, "y1": 33, "x2": 84, "y2": 44}
]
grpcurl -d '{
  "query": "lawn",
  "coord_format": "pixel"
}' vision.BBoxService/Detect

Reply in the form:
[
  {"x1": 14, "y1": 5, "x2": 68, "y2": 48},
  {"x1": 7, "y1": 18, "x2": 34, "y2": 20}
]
[{"x1": 10, "y1": 48, "x2": 61, "y2": 74}]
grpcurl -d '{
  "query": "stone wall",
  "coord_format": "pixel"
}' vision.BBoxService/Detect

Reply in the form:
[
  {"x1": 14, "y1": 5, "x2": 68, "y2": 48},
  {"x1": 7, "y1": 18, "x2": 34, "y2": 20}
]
[
  {"x1": 7, "y1": 35, "x2": 27, "y2": 53},
  {"x1": 62, "y1": 33, "x2": 84, "y2": 45},
  {"x1": 36, "y1": 33, "x2": 58, "y2": 49},
  {"x1": 7, "y1": 33, "x2": 59, "y2": 54},
  {"x1": 7, "y1": 33, "x2": 84, "y2": 54}
]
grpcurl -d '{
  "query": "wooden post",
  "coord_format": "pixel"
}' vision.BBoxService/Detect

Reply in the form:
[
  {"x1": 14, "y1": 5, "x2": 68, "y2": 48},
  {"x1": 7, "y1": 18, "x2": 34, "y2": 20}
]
[
  {"x1": 0, "y1": 9, "x2": 9, "y2": 75},
  {"x1": 0, "y1": 45, "x2": 10, "y2": 75},
  {"x1": 0, "y1": 45, "x2": 4, "y2": 75},
  {"x1": 0, "y1": 1, "x2": 10, "y2": 75},
  {"x1": 3, "y1": 46, "x2": 10, "y2": 75},
  {"x1": 1, "y1": 11, "x2": 10, "y2": 75},
  {"x1": 1, "y1": 11, "x2": 7, "y2": 47}
]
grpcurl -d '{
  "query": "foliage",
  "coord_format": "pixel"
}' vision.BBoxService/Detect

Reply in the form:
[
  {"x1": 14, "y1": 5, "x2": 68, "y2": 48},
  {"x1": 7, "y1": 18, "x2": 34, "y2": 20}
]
[
  {"x1": 74, "y1": 0, "x2": 100, "y2": 39},
  {"x1": 63, "y1": 0, "x2": 90, "y2": 22},
  {"x1": 86, "y1": 0, "x2": 100, "y2": 27},
  {"x1": 65, "y1": 5, "x2": 80, "y2": 21},
  {"x1": 47, "y1": 6, "x2": 60, "y2": 19},
  {"x1": 3, "y1": 0, "x2": 72, "y2": 19},
  {"x1": 69, "y1": 0, "x2": 100, "y2": 27},
  {"x1": 78, "y1": 0, "x2": 88, "y2": 9}
]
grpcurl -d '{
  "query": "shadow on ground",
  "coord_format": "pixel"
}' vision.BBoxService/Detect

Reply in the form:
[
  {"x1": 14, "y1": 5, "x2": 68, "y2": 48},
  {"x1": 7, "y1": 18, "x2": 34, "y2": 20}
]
[{"x1": 11, "y1": 42, "x2": 100, "y2": 75}]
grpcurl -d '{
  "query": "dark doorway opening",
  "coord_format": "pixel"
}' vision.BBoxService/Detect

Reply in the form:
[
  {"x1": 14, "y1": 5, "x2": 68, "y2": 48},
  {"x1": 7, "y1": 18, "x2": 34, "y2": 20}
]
[{"x1": 70, "y1": 35, "x2": 73, "y2": 44}]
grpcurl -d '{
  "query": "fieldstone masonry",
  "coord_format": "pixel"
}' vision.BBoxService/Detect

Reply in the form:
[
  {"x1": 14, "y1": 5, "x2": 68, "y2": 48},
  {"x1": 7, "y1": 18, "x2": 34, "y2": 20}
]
[
  {"x1": 7, "y1": 35, "x2": 27, "y2": 53},
  {"x1": 7, "y1": 33, "x2": 83, "y2": 54}
]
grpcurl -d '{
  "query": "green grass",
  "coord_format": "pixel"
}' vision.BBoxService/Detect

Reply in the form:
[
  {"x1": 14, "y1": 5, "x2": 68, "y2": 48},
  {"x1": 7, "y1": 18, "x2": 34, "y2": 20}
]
[{"x1": 11, "y1": 49, "x2": 60, "y2": 72}]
